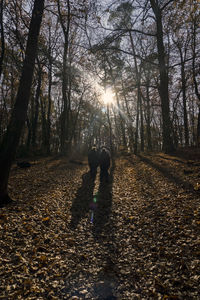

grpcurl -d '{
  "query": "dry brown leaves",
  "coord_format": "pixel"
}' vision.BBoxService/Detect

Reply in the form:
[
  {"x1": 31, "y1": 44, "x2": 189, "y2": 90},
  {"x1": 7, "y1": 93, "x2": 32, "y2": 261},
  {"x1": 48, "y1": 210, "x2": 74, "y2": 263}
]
[{"x1": 0, "y1": 152, "x2": 200, "y2": 299}]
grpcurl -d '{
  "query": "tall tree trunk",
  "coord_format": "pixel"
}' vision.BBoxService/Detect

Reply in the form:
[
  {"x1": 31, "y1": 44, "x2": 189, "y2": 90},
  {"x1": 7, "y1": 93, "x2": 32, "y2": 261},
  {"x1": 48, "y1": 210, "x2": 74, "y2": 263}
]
[
  {"x1": 181, "y1": 63, "x2": 189, "y2": 146},
  {"x1": 0, "y1": 0, "x2": 5, "y2": 79},
  {"x1": 178, "y1": 46, "x2": 189, "y2": 146},
  {"x1": 26, "y1": 117, "x2": 32, "y2": 152},
  {"x1": 32, "y1": 63, "x2": 42, "y2": 149},
  {"x1": 69, "y1": 90, "x2": 84, "y2": 146},
  {"x1": 145, "y1": 84, "x2": 152, "y2": 151},
  {"x1": 115, "y1": 90, "x2": 127, "y2": 148},
  {"x1": 191, "y1": 18, "x2": 200, "y2": 146},
  {"x1": 129, "y1": 31, "x2": 142, "y2": 154},
  {"x1": 122, "y1": 80, "x2": 134, "y2": 151},
  {"x1": 197, "y1": 108, "x2": 200, "y2": 147},
  {"x1": 60, "y1": 42, "x2": 68, "y2": 154},
  {"x1": 134, "y1": 90, "x2": 139, "y2": 155},
  {"x1": 140, "y1": 94, "x2": 144, "y2": 151},
  {"x1": 150, "y1": 0, "x2": 174, "y2": 153},
  {"x1": 40, "y1": 96, "x2": 48, "y2": 152},
  {"x1": 58, "y1": 0, "x2": 71, "y2": 155},
  {"x1": 0, "y1": 0, "x2": 45, "y2": 205},
  {"x1": 106, "y1": 105, "x2": 113, "y2": 155},
  {"x1": 46, "y1": 59, "x2": 52, "y2": 155}
]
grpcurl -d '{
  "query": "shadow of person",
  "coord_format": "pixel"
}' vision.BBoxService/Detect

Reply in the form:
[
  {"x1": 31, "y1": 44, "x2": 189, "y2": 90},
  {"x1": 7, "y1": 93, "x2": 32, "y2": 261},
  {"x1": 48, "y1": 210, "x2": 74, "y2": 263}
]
[
  {"x1": 91, "y1": 160, "x2": 119, "y2": 299},
  {"x1": 92, "y1": 159, "x2": 115, "y2": 237},
  {"x1": 70, "y1": 171, "x2": 95, "y2": 229}
]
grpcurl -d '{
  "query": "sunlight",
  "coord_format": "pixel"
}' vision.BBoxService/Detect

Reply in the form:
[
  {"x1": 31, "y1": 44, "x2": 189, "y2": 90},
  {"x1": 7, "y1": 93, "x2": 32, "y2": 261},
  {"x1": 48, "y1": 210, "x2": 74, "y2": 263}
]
[{"x1": 102, "y1": 88, "x2": 115, "y2": 105}]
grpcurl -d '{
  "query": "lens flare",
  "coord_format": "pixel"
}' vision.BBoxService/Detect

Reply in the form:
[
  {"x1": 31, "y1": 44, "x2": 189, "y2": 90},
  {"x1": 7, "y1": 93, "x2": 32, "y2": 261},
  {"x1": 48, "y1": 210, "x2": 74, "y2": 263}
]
[{"x1": 102, "y1": 88, "x2": 114, "y2": 105}]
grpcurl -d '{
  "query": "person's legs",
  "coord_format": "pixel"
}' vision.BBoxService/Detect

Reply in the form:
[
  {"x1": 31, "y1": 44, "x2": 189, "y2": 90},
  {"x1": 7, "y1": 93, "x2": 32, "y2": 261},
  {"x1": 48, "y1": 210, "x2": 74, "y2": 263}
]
[
  {"x1": 105, "y1": 168, "x2": 109, "y2": 182},
  {"x1": 90, "y1": 165, "x2": 97, "y2": 180},
  {"x1": 100, "y1": 166, "x2": 109, "y2": 182},
  {"x1": 100, "y1": 166, "x2": 104, "y2": 182}
]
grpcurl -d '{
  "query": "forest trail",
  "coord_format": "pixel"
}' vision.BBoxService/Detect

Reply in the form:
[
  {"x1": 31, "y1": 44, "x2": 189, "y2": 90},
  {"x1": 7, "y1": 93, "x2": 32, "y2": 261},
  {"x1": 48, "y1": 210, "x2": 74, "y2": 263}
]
[{"x1": 0, "y1": 153, "x2": 200, "y2": 299}]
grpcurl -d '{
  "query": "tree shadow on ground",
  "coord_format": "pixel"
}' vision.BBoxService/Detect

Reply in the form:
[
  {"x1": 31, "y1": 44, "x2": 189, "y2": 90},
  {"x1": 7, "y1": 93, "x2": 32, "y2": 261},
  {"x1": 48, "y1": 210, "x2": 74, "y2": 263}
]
[
  {"x1": 134, "y1": 154, "x2": 194, "y2": 192},
  {"x1": 69, "y1": 171, "x2": 95, "y2": 229}
]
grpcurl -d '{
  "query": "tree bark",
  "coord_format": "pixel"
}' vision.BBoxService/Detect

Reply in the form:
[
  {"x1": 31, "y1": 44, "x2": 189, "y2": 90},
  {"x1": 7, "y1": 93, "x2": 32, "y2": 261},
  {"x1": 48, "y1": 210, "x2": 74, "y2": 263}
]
[
  {"x1": 58, "y1": 0, "x2": 71, "y2": 155},
  {"x1": 134, "y1": 89, "x2": 139, "y2": 155},
  {"x1": 145, "y1": 83, "x2": 152, "y2": 151},
  {"x1": 197, "y1": 108, "x2": 200, "y2": 147},
  {"x1": 0, "y1": 0, "x2": 45, "y2": 205},
  {"x1": 177, "y1": 44, "x2": 189, "y2": 146},
  {"x1": 150, "y1": 0, "x2": 174, "y2": 153},
  {"x1": 107, "y1": 105, "x2": 113, "y2": 155},
  {"x1": 46, "y1": 56, "x2": 52, "y2": 155},
  {"x1": 129, "y1": 31, "x2": 142, "y2": 154},
  {"x1": 32, "y1": 63, "x2": 42, "y2": 150},
  {"x1": 191, "y1": 18, "x2": 200, "y2": 146},
  {"x1": 0, "y1": 0, "x2": 5, "y2": 79},
  {"x1": 121, "y1": 80, "x2": 134, "y2": 151},
  {"x1": 40, "y1": 96, "x2": 48, "y2": 152},
  {"x1": 140, "y1": 94, "x2": 144, "y2": 152}
]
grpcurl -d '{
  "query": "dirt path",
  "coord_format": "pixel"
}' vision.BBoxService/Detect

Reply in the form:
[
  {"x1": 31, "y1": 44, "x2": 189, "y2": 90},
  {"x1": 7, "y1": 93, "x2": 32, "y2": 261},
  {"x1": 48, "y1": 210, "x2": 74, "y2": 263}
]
[{"x1": 0, "y1": 155, "x2": 200, "y2": 299}]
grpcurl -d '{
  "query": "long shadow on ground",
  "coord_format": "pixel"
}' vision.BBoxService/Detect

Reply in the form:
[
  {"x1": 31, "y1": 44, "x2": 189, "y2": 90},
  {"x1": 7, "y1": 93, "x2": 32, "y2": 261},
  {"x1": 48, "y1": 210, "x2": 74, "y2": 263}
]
[
  {"x1": 70, "y1": 172, "x2": 95, "y2": 229},
  {"x1": 92, "y1": 160, "x2": 118, "y2": 300},
  {"x1": 69, "y1": 161, "x2": 119, "y2": 299},
  {"x1": 92, "y1": 159, "x2": 115, "y2": 236},
  {"x1": 131, "y1": 154, "x2": 195, "y2": 192}
]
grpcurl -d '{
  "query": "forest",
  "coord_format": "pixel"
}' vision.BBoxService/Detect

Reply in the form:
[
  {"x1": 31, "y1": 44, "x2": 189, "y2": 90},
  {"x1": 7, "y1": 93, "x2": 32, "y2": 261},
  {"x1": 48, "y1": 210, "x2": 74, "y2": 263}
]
[
  {"x1": 0, "y1": 0, "x2": 200, "y2": 199},
  {"x1": 0, "y1": 0, "x2": 200, "y2": 299}
]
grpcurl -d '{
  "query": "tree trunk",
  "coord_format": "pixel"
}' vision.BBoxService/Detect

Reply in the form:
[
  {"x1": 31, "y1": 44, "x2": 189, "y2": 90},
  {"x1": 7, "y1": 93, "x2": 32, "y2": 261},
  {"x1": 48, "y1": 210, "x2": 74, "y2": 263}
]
[
  {"x1": 107, "y1": 105, "x2": 113, "y2": 155},
  {"x1": 0, "y1": 0, "x2": 45, "y2": 205},
  {"x1": 46, "y1": 59, "x2": 52, "y2": 155},
  {"x1": 60, "y1": 42, "x2": 68, "y2": 154},
  {"x1": 134, "y1": 90, "x2": 139, "y2": 155},
  {"x1": 191, "y1": 18, "x2": 200, "y2": 147},
  {"x1": 40, "y1": 96, "x2": 48, "y2": 152},
  {"x1": 150, "y1": 0, "x2": 174, "y2": 153},
  {"x1": 58, "y1": 0, "x2": 71, "y2": 155},
  {"x1": 115, "y1": 91, "x2": 127, "y2": 148},
  {"x1": 146, "y1": 84, "x2": 152, "y2": 151},
  {"x1": 197, "y1": 108, "x2": 200, "y2": 147},
  {"x1": 32, "y1": 63, "x2": 42, "y2": 150},
  {"x1": 178, "y1": 46, "x2": 189, "y2": 146},
  {"x1": 122, "y1": 80, "x2": 134, "y2": 151},
  {"x1": 69, "y1": 90, "x2": 84, "y2": 146},
  {"x1": 26, "y1": 117, "x2": 32, "y2": 152},
  {"x1": 0, "y1": 0, "x2": 5, "y2": 79},
  {"x1": 140, "y1": 94, "x2": 144, "y2": 152},
  {"x1": 129, "y1": 31, "x2": 142, "y2": 154}
]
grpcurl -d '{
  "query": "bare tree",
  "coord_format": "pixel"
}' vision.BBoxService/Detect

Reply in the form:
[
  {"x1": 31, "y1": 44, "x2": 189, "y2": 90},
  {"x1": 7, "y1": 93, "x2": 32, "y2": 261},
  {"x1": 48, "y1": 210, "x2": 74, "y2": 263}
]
[
  {"x1": 149, "y1": 0, "x2": 174, "y2": 153},
  {"x1": 0, "y1": 0, "x2": 45, "y2": 205},
  {"x1": 0, "y1": 0, "x2": 5, "y2": 79}
]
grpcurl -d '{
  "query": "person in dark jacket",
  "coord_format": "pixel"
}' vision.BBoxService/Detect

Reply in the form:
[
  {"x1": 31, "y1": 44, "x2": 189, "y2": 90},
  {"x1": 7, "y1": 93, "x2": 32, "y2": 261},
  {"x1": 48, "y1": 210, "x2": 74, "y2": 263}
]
[
  {"x1": 88, "y1": 146, "x2": 99, "y2": 179},
  {"x1": 99, "y1": 147, "x2": 110, "y2": 182}
]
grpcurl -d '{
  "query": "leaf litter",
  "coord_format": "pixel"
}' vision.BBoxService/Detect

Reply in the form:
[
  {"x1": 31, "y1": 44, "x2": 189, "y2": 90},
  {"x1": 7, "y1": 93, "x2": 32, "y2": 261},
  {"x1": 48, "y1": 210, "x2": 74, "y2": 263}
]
[{"x1": 0, "y1": 153, "x2": 200, "y2": 299}]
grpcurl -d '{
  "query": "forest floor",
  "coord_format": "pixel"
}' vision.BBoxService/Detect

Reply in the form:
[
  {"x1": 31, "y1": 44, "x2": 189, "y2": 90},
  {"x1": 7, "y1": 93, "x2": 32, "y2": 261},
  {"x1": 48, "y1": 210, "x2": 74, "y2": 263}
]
[{"x1": 0, "y1": 150, "x2": 200, "y2": 300}]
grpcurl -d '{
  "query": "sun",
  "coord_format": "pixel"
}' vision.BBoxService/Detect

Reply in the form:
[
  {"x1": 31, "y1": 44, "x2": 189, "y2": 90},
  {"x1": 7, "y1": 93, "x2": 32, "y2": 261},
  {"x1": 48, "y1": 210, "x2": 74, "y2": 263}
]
[{"x1": 102, "y1": 88, "x2": 114, "y2": 105}]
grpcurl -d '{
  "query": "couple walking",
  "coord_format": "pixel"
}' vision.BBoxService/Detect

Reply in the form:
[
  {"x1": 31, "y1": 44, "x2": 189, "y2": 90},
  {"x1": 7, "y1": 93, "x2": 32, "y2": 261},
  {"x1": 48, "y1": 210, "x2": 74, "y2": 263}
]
[{"x1": 88, "y1": 146, "x2": 110, "y2": 182}]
